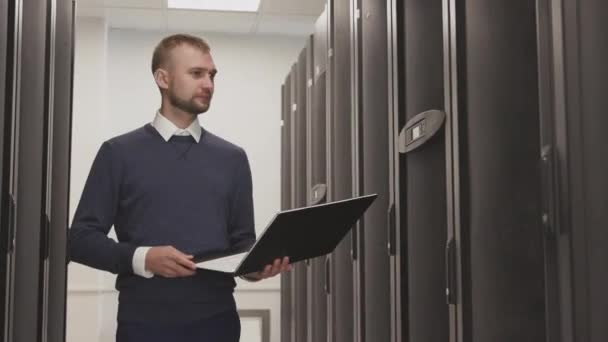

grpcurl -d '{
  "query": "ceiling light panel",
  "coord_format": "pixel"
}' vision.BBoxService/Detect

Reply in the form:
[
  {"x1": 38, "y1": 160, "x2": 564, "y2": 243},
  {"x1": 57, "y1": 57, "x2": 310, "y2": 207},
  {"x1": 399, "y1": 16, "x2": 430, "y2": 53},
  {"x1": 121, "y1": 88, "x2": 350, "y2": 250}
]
[{"x1": 167, "y1": 0, "x2": 261, "y2": 12}]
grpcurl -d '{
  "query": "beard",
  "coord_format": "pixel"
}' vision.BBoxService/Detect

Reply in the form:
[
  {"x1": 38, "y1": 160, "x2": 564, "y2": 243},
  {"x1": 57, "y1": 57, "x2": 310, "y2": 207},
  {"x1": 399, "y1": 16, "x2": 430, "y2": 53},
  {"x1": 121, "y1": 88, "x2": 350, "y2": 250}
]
[{"x1": 168, "y1": 89, "x2": 210, "y2": 115}]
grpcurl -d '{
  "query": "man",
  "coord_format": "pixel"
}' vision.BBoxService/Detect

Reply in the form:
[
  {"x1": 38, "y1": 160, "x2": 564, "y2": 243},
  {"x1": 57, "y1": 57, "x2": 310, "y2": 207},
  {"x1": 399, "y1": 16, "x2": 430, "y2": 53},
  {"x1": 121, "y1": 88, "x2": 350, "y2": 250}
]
[{"x1": 68, "y1": 34, "x2": 290, "y2": 342}]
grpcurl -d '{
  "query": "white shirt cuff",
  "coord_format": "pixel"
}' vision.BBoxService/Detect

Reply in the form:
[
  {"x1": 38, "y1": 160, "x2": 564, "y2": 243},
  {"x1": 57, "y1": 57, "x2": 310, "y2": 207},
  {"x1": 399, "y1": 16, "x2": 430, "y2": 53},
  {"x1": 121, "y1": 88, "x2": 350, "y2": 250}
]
[{"x1": 132, "y1": 247, "x2": 154, "y2": 278}]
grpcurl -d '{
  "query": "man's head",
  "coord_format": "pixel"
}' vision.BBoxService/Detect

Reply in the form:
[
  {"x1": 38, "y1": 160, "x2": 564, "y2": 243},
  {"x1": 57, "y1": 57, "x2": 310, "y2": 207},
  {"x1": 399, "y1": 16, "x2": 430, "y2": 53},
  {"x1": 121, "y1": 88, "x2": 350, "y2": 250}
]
[{"x1": 151, "y1": 34, "x2": 217, "y2": 115}]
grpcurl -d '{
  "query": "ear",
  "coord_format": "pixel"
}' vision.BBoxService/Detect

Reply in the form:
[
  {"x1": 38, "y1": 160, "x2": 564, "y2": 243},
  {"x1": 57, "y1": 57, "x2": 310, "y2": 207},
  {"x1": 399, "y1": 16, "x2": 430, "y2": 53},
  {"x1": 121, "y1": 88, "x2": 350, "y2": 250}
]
[{"x1": 153, "y1": 68, "x2": 169, "y2": 90}]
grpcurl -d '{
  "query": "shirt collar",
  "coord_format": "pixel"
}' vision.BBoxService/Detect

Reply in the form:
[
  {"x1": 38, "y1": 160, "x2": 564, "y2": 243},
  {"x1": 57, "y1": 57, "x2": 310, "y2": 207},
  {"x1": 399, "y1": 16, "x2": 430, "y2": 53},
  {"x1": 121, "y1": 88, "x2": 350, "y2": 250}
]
[{"x1": 151, "y1": 111, "x2": 202, "y2": 143}]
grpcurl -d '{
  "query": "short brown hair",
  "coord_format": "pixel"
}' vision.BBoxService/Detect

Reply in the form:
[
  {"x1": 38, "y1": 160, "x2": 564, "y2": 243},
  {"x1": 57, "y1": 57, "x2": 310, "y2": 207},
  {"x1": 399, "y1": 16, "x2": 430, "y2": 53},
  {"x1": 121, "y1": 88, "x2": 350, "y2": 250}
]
[{"x1": 151, "y1": 34, "x2": 211, "y2": 74}]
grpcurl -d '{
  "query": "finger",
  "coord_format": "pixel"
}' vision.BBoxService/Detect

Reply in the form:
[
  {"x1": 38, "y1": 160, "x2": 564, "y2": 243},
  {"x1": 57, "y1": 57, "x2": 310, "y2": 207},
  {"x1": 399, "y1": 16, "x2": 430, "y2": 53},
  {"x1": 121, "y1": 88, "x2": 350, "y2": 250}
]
[
  {"x1": 280, "y1": 257, "x2": 290, "y2": 272},
  {"x1": 167, "y1": 261, "x2": 196, "y2": 277},
  {"x1": 175, "y1": 267, "x2": 196, "y2": 277},
  {"x1": 163, "y1": 264, "x2": 179, "y2": 277},
  {"x1": 270, "y1": 259, "x2": 283, "y2": 276},
  {"x1": 172, "y1": 249, "x2": 196, "y2": 264},
  {"x1": 170, "y1": 251, "x2": 197, "y2": 271},
  {"x1": 167, "y1": 246, "x2": 186, "y2": 258},
  {"x1": 269, "y1": 259, "x2": 281, "y2": 276},
  {"x1": 162, "y1": 267, "x2": 177, "y2": 278},
  {"x1": 177, "y1": 263, "x2": 196, "y2": 276},
  {"x1": 176, "y1": 256, "x2": 197, "y2": 271},
  {"x1": 264, "y1": 265, "x2": 273, "y2": 278},
  {"x1": 261, "y1": 265, "x2": 272, "y2": 278}
]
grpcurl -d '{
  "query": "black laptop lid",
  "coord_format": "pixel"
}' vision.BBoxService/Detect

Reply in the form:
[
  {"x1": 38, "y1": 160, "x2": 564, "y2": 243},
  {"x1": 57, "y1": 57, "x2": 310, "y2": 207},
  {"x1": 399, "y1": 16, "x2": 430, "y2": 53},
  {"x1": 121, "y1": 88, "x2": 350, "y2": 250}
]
[{"x1": 234, "y1": 194, "x2": 377, "y2": 276}]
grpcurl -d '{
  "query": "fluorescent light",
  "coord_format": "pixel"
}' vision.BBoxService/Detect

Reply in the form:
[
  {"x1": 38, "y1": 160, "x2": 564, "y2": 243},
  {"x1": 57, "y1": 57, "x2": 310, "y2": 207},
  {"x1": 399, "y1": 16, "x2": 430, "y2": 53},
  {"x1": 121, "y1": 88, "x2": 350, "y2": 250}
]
[{"x1": 167, "y1": 0, "x2": 261, "y2": 12}]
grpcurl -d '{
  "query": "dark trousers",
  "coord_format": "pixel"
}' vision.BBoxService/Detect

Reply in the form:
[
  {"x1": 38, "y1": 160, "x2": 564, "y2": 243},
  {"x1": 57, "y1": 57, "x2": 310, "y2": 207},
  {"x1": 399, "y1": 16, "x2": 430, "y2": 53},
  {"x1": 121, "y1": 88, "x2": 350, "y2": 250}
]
[{"x1": 116, "y1": 309, "x2": 241, "y2": 342}]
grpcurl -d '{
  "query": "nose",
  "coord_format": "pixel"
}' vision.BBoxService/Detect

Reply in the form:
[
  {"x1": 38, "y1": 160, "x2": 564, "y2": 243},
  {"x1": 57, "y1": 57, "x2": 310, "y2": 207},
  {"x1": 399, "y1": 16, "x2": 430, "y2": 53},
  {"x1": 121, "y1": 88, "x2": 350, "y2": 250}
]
[{"x1": 200, "y1": 75, "x2": 213, "y2": 93}]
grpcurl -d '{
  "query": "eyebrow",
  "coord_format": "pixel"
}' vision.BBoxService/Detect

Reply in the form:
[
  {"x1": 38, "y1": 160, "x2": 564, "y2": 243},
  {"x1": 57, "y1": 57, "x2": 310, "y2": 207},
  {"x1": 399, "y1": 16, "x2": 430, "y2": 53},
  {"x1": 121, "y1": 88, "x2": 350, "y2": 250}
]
[{"x1": 189, "y1": 67, "x2": 218, "y2": 75}]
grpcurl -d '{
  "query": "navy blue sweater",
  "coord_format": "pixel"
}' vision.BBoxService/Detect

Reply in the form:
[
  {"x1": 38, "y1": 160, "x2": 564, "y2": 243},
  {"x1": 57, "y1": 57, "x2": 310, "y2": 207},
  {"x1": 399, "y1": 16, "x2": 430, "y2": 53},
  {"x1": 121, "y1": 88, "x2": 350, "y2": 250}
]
[{"x1": 68, "y1": 123, "x2": 255, "y2": 323}]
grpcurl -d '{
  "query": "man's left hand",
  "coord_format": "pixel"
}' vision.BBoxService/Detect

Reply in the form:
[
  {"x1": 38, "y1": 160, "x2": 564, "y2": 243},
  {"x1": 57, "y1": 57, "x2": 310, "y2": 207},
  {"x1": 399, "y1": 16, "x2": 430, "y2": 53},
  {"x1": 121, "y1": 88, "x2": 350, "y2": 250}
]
[{"x1": 242, "y1": 257, "x2": 292, "y2": 282}]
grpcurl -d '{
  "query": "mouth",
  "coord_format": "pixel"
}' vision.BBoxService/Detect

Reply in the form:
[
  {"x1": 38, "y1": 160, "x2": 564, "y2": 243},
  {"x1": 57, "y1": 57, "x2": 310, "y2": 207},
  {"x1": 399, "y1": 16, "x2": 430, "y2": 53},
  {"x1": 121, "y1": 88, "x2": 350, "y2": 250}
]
[{"x1": 195, "y1": 96, "x2": 210, "y2": 102}]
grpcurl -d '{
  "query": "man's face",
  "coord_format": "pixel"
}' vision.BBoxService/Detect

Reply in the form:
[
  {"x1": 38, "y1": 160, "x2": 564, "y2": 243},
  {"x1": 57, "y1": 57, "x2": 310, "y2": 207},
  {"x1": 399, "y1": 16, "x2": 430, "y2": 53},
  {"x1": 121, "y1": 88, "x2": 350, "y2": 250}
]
[{"x1": 165, "y1": 44, "x2": 217, "y2": 115}]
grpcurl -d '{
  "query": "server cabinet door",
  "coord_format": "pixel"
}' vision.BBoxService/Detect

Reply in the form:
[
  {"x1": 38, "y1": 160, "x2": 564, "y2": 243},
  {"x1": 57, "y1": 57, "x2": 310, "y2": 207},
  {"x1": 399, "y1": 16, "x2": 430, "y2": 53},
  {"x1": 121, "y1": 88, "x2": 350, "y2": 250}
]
[
  {"x1": 282, "y1": 78, "x2": 290, "y2": 214},
  {"x1": 326, "y1": 1, "x2": 355, "y2": 342},
  {"x1": 288, "y1": 63, "x2": 299, "y2": 342},
  {"x1": 350, "y1": 0, "x2": 364, "y2": 340},
  {"x1": 291, "y1": 54, "x2": 308, "y2": 342},
  {"x1": 281, "y1": 72, "x2": 293, "y2": 342},
  {"x1": 39, "y1": 0, "x2": 59, "y2": 339},
  {"x1": 357, "y1": 0, "x2": 391, "y2": 341},
  {"x1": 535, "y1": 0, "x2": 561, "y2": 340},
  {"x1": 537, "y1": 1, "x2": 608, "y2": 341},
  {"x1": 387, "y1": 2, "x2": 400, "y2": 340},
  {"x1": 12, "y1": 0, "x2": 48, "y2": 341},
  {"x1": 0, "y1": 0, "x2": 7, "y2": 161},
  {"x1": 306, "y1": 11, "x2": 328, "y2": 342},
  {"x1": 390, "y1": 0, "x2": 449, "y2": 341},
  {"x1": 0, "y1": 1, "x2": 16, "y2": 340},
  {"x1": 47, "y1": 1, "x2": 74, "y2": 341},
  {"x1": 568, "y1": 2, "x2": 608, "y2": 340},
  {"x1": 443, "y1": 1, "x2": 546, "y2": 341},
  {"x1": 304, "y1": 35, "x2": 314, "y2": 342}
]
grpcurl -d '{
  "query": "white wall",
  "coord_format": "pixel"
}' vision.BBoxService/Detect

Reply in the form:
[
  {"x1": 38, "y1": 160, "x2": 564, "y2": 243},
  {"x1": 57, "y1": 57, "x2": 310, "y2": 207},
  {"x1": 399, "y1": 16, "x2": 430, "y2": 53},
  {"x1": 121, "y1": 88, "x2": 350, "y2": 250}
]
[
  {"x1": 68, "y1": 17, "x2": 306, "y2": 342},
  {"x1": 67, "y1": 16, "x2": 112, "y2": 342}
]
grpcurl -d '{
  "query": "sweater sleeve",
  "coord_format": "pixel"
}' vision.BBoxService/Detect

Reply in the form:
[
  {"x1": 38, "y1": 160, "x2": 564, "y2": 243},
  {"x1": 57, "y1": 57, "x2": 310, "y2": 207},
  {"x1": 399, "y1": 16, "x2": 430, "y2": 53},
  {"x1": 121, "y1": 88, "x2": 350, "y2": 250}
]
[
  {"x1": 228, "y1": 149, "x2": 256, "y2": 252},
  {"x1": 68, "y1": 141, "x2": 136, "y2": 275}
]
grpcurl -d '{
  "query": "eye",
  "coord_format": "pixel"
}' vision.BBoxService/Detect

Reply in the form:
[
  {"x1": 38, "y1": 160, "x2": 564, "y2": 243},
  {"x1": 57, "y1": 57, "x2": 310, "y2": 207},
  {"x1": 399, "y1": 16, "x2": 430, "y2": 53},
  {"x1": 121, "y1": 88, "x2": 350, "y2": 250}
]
[{"x1": 191, "y1": 70, "x2": 202, "y2": 78}]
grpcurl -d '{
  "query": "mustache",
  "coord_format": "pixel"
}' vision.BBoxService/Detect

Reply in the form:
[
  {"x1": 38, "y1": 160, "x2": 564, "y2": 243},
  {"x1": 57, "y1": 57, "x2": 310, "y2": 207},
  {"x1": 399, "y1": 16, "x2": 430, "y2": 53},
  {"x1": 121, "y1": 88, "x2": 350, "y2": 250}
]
[{"x1": 194, "y1": 92, "x2": 212, "y2": 98}]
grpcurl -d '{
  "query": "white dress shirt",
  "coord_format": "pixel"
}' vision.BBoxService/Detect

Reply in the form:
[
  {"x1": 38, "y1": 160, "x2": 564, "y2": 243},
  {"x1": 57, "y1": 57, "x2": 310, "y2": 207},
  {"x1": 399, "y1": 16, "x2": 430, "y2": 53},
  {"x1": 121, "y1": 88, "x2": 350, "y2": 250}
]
[{"x1": 131, "y1": 111, "x2": 202, "y2": 278}]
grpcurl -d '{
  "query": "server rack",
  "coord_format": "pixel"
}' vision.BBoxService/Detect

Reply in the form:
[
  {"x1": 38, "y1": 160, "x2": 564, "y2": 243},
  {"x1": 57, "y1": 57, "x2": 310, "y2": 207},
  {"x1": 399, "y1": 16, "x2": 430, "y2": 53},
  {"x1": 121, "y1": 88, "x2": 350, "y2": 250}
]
[
  {"x1": 535, "y1": 1, "x2": 561, "y2": 340},
  {"x1": 387, "y1": 2, "x2": 401, "y2": 340},
  {"x1": 304, "y1": 33, "x2": 315, "y2": 342},
  {"x1": 12, "y1": 0, "x2": 48, "y2": 341},
  {"x1": 326, "y1": 0, "x2": 355, "y2": 341},
  {"x1": 389, "y1": 0, "x2": 449, "y2": 341},
  {"x1": 537, "y1": 0, "x2": 608, "y2": 341},
  {"x1": 47, "y1": 1, "x2": 74, "y2": 341},
  {"x1": 39, "y1": 0, "x2": 58, "y2": 339},
  {"x1": 281, "y1": 71, "x2": 294, "y2": 342},
  {"x1": 291, "y1": 52, "x2": 308, "y2": 342},
  {"x1": 354, "y1": 0, "x2": 391, "y2": 341},
  {"x1": 443, "y1": 0, "x2": 547, "y2": 341},
  {"x1": 306, "y1": 9, "x2": 328, "y2": 342},
  {"x1": 0, "y1": 1, "x2": 16, "y2": 340}
]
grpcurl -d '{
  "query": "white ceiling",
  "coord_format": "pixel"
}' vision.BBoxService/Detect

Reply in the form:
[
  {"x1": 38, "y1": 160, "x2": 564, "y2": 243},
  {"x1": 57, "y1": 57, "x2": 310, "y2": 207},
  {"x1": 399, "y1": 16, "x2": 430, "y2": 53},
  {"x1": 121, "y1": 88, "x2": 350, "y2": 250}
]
[{"x1": 76, "y1": 0, "x2": 326, "y2": 36}]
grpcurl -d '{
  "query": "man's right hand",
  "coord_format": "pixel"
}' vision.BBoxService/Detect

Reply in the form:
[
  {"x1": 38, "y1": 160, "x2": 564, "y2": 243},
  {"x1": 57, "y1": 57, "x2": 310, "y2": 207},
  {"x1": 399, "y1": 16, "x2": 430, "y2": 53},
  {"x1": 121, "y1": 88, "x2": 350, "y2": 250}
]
[{"x1": 145, "y1": 246, "x2": 197, "y2": 278}]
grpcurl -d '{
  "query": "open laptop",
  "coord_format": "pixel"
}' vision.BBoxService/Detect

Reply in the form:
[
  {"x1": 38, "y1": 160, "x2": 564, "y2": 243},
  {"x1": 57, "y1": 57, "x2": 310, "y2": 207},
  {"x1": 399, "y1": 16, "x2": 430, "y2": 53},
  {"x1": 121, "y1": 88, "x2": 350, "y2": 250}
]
[{"x1": 194, "y1": 194, "x2": 377, "y2": 276}]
